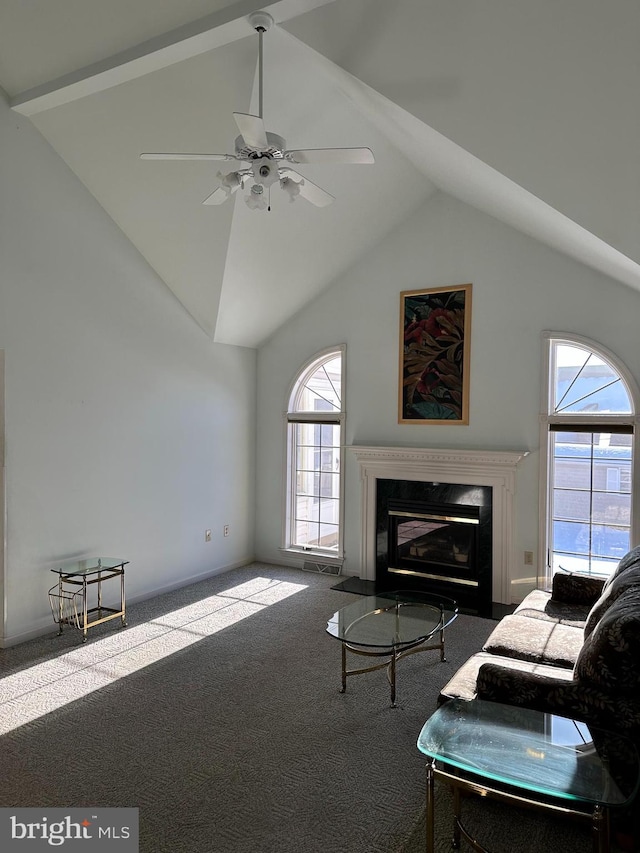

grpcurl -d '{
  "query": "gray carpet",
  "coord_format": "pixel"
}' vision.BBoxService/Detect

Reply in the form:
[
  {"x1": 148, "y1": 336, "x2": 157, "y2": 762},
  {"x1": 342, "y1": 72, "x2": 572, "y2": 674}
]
[{"x1": 0, "y1": 563, "x2": 612, "y2": 852}]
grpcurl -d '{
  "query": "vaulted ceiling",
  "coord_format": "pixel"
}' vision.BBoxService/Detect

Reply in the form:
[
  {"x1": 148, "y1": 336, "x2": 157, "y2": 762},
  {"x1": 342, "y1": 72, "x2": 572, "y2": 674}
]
[{"x1": 1, "y1": 0, "x2": 639, "y2": 347}]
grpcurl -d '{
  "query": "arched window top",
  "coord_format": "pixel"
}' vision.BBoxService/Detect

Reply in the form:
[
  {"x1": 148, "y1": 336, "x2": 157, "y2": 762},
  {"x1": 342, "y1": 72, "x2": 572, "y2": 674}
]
[
  {"x1": 288, "y1": 348, "x2": 343, "y2": 415},
  {"x1": 548, "y1": 336, "x2": 634, "y2": 417}
]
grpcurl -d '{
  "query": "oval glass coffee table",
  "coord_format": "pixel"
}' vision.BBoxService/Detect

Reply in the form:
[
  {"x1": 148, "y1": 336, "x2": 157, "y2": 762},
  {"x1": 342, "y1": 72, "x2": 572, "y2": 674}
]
[{"x1": 326, "y1": 591, "x2": 458, "y2": 706}]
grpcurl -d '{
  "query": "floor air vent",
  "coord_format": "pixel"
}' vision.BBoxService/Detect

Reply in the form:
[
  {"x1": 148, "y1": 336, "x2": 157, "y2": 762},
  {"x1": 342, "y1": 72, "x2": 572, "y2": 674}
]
[{"x1": 302, "y1": 560, "x2": 342, "y2": 576}]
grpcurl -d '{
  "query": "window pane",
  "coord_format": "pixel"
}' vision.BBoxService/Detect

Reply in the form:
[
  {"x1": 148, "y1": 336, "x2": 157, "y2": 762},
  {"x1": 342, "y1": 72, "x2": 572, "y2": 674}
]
[
  {"x1": 294, "y1": 356, "x2": 341, "y2": 413},
  {"x1": 320, "y1": 422, "x2": 339, "y2": 446},
  {"x1": 553, "y1": 520, "x2": 590, "y2": 556},
  {"x1": 295, "y1": 518, "x2": 318, "y2": 544},
  {"x1": 590, "y1": 524, "x2": 629, "y2": 559},
  {"x1": 295, "y1": 494, "x2": 318, "y2": 523},
  {"x1": 553, "y1": 457, "x2": 592, "y2": 490},
  {"x1": 295, "y1": 422, "x2": 317, "y2": 447},
  {"x1": 317, "y1": 497, "x2": 340, "y2": 523},
  {"x1": 554, "y1": 344, "x2": 631, "y2": 414},
  {"x1": 317, "y1": 523, "x2": 339, "y2": 549},
  {"x1": 553, "y1": 489, "x2": 591, "y2": 522},
  {"x1": 319, "y1": 471, "x2": 339, "y2": 498},
  {"x1": 591, "y1": 491, "x2": 631, "y2": 526}
]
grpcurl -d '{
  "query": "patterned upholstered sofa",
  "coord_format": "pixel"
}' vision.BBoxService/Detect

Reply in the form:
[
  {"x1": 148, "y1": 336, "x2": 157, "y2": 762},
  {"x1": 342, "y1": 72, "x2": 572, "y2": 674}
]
[
  {"x1": 439, "y1": 545, "x2": 640, "y2": 732},
  {"x1": 438, "y1": 545, "x2": 640, "y2": 846}
]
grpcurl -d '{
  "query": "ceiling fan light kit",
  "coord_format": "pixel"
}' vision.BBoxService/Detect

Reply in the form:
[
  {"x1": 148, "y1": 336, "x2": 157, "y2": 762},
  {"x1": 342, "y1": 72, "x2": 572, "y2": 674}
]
[
  {"x1": 280, "y1": 176, "x2": 301, "y2": 203},
  {"x1": 246, "y1": 184, "x2": 267, "y2": 210},
  {"x1": 140, "y1": 9, "x2": 374, "y2": 212}
]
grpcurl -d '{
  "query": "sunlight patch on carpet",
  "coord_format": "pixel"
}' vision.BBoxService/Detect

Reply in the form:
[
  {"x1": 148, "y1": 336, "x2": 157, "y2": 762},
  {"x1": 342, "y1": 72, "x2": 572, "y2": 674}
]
[{"x1": 0, "y1": 577, "x2": 307, "y2": 735}]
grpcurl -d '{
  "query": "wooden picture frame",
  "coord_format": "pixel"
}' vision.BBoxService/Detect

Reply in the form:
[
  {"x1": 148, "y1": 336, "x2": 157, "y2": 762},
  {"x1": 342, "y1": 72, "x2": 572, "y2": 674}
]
[{"x1": 399, "y1": 284, "x2": 472, "y2": 424}]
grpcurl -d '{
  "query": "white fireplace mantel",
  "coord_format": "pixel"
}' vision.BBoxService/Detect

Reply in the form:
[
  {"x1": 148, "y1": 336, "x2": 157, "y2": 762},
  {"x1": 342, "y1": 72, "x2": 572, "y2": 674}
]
[{"x1": 350, "y1": 446, "x2": 529, "y2": 604}]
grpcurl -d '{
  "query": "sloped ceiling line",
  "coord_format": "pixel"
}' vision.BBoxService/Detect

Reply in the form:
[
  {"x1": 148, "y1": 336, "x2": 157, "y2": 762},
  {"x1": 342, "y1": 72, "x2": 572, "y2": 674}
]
[
  {"x1": 280, "y1": 28, "x2": 640, "y2": 294},
  {"x1": 10, "y1": 0, "x2": 337, "y2": 116}
]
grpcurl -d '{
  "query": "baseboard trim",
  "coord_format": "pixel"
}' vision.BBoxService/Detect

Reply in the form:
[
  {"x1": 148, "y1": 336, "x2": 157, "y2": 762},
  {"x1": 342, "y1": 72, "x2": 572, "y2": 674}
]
[
  {"x1": 1, "y1": 557, "x2": 255, "y2": 649},
  {"x1": 125, "y1": 557, "x2": 252, "y2": 608}
]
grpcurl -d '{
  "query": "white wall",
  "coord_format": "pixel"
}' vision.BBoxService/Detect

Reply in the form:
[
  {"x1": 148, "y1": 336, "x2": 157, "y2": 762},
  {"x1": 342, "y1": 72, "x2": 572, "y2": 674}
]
[
  {"x1": 255, "y1": 191, "x2": 640, "y2": 601},
  {"x1": 0, "y1": 92, "x2": 257, "y2": 645}
]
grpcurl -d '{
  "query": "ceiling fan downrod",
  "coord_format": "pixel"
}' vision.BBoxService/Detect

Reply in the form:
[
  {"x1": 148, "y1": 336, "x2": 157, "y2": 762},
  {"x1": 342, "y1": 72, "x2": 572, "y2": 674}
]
[{"x1": 248, "y1": 11, "x2": 274, "y2": 120}]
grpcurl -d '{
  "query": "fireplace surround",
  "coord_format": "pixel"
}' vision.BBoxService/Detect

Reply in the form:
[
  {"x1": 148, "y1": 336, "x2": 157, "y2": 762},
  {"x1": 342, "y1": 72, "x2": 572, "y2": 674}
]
[{"x1": 351, "y1": 446, "x2": 528, "y2": 606}]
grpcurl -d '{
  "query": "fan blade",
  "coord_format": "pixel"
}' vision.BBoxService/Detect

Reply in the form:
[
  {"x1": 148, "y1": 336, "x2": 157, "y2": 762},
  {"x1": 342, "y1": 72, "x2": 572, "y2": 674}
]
[
  {"x1": 280, "y1": 168, "x2": 334, "y2": 207},
  {"x1": 140, "y1": 152, "x2": 247, "y2": 163},
  {"x1": 233, "y1": 113, "x2": 268, "y2": 150},
  {"x1": 202, "y1": 184, "x2": 239, "y2": 205},
  {"x1": 284, "y1": 147, "x2": 375, "y2": 165}
]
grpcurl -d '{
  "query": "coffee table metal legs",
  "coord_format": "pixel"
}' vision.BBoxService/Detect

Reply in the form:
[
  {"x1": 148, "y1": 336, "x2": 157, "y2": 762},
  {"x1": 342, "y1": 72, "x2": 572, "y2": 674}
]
[
  {"x1": 452, "y1": 787, "x2": 462, "y2": 849},
  {"x1": 339, "y1": 643, "x2": 401, "y2": 706},
  {"x1": 339, "y1": 633, "x2": 446, "y2": 707},
  {"x1": 426, "y1": 760, "x2": 435, "y2": 853},
  {"x1": 425, "y1": 762, "x2": 612, "y2": 853},
  {"x1": 389, "y1": 649, "x2": 397, "y2": 705},
  {"x1": 592, "y1": 806, "x2": 610, "y2": 853}
]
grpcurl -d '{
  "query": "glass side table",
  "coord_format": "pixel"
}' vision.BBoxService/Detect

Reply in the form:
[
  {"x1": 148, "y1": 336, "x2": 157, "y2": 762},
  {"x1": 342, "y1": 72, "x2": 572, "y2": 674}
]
[
  {"x1": 49, "y1": 557, "x2": 129, "y2": 642},
  {"x1": 417, "y1": 698, "x2": 640, "y2": 853}
]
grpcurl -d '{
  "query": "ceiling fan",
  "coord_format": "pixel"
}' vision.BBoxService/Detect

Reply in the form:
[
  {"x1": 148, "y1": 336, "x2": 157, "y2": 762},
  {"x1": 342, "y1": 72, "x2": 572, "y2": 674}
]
[{"x1": 140, "y1": 10, "x2": 374, "y2": 211}]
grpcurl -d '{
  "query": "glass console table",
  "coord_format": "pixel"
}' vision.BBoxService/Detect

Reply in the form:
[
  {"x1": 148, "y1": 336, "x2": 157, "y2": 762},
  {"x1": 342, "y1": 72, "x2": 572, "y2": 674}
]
[
  {"x1": 49, "y1": 557, "x2": 129, "y2": 642},
  {"x1": 417, "y1": 698, "x2": 640, "y2": 853}
]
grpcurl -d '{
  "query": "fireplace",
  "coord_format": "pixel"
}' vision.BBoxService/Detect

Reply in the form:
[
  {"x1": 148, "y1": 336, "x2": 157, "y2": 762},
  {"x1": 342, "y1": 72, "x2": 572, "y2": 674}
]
[
  {"x1": 390, "y1": 503, "x2": 478, "y2": 578},
  {"x1": 376, "y1": 480, "x2": 492, "y2": 615},
  {"x1": 351, "y1": 446, "x2": 529, "y2": 608}
]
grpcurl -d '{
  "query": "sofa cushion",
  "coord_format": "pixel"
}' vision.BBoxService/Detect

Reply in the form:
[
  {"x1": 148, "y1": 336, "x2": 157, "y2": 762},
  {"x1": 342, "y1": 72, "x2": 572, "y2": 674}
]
[
  {"x1": 574, "y1": 586, "x2": 640, "y2": 696},
  {"x1": 438, "y1": 651, "x2": 574, "y2": 704},
  {"x1": 482, "y1": 613, "x2": 583, "y2": 668},
  {"x1": 551, "y1": 571, "x2": 606, "y2": 606},
  {"x1": 514, "y1": 588, "x2": 592, "y2": 628},
  {"x1": 584, "y1": 562, "x2": 640, "y2": 638}
]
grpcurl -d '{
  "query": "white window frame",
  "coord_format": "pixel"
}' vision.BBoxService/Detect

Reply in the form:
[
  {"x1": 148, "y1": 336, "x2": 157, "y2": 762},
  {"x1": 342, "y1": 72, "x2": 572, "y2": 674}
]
[
  {"x1": 539, "y1": 332, "x2": 640, "y2": 586},
  {"x1": 281, "y1": 346, "x2": 346, "y2": 563}
]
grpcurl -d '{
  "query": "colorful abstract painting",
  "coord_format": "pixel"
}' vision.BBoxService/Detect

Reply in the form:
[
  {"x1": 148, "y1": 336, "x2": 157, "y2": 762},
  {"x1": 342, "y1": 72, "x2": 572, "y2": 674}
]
[{"x1": 399, "y1": 284, "x2": 472, "y2": 424}]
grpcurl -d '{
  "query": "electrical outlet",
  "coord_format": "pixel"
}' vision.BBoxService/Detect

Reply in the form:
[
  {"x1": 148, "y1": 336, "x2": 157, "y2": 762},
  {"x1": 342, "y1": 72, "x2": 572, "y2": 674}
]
[
  {"x1": 205, "y1": 529, "x2": 212, "y2": 542},
  {"x1": 223, "y1": 524, "x2": 230, "y2": 537},
  {"x1": 524, "y1": 550, "x2": 534, "y2": 565}
]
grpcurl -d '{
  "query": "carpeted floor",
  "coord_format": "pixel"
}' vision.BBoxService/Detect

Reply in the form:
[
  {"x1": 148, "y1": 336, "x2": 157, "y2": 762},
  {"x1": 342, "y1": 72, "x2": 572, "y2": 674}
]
[{"x1": 0, "y1": 563, "x2": 620, "y2": 852}]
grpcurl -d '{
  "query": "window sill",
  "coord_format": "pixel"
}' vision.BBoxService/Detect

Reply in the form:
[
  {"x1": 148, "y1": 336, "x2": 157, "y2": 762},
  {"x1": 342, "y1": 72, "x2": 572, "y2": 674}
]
[{"x1": 279, "y1": 547, "x2": 343, "y2": 565}]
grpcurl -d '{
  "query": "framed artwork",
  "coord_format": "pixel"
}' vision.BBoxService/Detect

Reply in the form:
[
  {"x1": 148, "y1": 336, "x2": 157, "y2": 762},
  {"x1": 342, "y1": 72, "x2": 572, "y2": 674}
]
[{"x1": 399, "y1": 284, "x2": 472, "y2": 424}]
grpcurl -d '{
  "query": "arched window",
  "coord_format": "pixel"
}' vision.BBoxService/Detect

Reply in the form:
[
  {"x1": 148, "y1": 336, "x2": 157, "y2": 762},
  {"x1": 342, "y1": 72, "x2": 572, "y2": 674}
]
[
  {"x1": 284, "y1": 347, "x2": 345, "y2": 559},
  {"x1": 542, "y1": 333, "x2": 639, "y2": 581}
]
